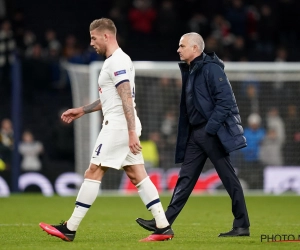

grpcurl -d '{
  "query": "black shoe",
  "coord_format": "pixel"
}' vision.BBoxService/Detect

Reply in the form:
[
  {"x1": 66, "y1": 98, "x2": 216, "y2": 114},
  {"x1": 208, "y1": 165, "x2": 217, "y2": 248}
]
[
  {"x1": 139, "y1": 225, "x2": 174, "y2": 242},
  {"x1": 39, "y1": 221, "x2": 76, "y2": 241},
  {"x1": 218, "y1": 227, "x2": 250, "y2": 237},
  {"x1": 136, "y1": 218, "x2": 156, "y2": 231}
]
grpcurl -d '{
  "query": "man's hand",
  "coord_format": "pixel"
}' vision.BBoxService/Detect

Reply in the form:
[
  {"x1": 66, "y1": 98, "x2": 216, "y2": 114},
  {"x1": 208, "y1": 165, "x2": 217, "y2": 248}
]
[
  {"x1": 61, "y1": 107, "x2": 85, "y2": 123},
  {"x1": 129, "y1": 130, "x2": 142, "y2": 155}
]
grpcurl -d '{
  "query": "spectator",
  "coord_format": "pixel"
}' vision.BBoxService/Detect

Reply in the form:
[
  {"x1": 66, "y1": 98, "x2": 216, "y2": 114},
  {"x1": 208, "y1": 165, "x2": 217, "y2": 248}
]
[
  {"x1": 237, "y1": 81, "x2": 261, "y2": 124},
  {"x1": 265, "y1": 107, "x2": 285, "y2": 145},
  {"x1": 18, "y1": 130, "x2": 44, "y2": 172},
  {"x1": 239, "y1": 113, "x2": 265, "y2": 189},
  {"x1": 241, "y1": 113, "x2": 265, "y2": 162},
  {"x1": 160, "y1": 110, "x2": 177, "y2": 169},
  {"x1": 140, "y1": 132, "x2": 160, "y2": 168},
  {"x1": 0, "y1": 118, "x2": 13, "y2": 149},
  {"x1": 22, "y1": 30, "x2": 37, "y2": 56},
  {"x1": 274, "y1": 46, "x2": 289, "y2": 62},
  {"x1": 43, "y1": 29, "x2": 61, "y2": 57},
  {"x1": 62, "y1": 34, "x2": 78, "y2": 61},
  {"x1": 210, "y1": 14, "x2": 234, "y2": 47},
  {"x1": 128, "y1": 0, "x2": 156, "y2": 36},
  {"x1": 160, "y1": 110, "x2": 177, "y2": 146},
  {"x1": 128, "y1": 0, "x2": 157, "y2": 59},
  {"x1": 25, "y1": 42, "x2": 45, "y2": 59},
  {"x1": 260, "y1": 128, "x2": 283, "y2": 166}
]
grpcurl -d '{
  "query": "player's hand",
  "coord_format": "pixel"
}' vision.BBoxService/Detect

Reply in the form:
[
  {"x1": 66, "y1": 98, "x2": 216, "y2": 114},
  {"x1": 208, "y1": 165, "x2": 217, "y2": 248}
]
[
  {"x1": 61, "y1": 107, "x2": 85, "y2": 123},
  {"x1": 128, "y1": 130, "x2": 142, "y2": 155}
]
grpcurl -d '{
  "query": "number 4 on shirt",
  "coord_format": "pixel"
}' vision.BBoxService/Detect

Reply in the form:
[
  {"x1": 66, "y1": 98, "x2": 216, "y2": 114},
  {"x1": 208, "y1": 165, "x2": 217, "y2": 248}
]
[{"x1": 95, "y1": 144, "x2": 102, "y2": 156}]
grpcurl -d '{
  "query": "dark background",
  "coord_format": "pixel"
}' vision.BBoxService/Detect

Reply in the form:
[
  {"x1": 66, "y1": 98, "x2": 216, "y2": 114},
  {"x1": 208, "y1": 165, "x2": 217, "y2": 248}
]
[
  {"x1": 5, "y1": 0, "x2": 300, "y2": 61},
  {"x1": 12, "y1": 0, "x2": 112, "y2": 45}
]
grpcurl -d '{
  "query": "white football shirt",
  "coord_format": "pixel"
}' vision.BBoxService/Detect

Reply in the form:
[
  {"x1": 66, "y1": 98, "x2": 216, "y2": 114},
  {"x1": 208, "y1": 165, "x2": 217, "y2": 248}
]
[{"x1": 98, "y1": 48, "x2": 139, "y2": 129}]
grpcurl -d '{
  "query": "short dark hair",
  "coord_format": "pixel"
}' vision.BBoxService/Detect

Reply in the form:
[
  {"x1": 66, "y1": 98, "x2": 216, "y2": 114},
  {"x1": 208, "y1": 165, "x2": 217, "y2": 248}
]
[{"x1": 89, "y1": 18, "x2": 117, "y2": 35}]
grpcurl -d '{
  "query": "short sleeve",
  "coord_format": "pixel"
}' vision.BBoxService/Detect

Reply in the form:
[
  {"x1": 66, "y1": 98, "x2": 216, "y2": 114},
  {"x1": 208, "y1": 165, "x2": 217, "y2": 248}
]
[{"x1": 109, "y1": 61, "x2": 130, "y2": 87}]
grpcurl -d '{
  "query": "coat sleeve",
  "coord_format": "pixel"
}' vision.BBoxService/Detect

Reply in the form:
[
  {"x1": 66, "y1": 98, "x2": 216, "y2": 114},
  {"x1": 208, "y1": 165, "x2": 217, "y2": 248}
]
[{"x1": 204, "y1": 64, "x2": 236, "y2": 135}]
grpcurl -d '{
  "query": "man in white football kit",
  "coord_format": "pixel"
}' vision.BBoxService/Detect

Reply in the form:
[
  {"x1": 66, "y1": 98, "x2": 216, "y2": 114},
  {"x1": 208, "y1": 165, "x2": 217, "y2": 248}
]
[
  {"x1": 91, "y1": 47, "x2": 143, "y2": 169},
  {"x1": 39, "y1": 18, "x2": 174, "y2": 242}
]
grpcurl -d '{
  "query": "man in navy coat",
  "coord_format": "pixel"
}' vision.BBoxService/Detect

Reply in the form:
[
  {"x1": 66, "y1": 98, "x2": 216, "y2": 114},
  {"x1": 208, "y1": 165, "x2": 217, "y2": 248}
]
[{"x1": 136, "y1": 32, "x2": 250, "y2": 237}]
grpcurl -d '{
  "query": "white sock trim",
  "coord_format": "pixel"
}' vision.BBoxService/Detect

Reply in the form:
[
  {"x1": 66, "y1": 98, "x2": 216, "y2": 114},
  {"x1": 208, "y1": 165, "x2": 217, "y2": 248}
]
[
  {"x1": 135, "y1": 176, "x2": 150, "y2": 188},
  {"x1": 84, "y1": 178, "x2": 101, "y2": 184}
]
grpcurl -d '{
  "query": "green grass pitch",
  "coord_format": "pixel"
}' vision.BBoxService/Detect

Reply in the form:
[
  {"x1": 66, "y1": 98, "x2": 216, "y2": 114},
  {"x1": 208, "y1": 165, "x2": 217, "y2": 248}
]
[{"x1": 0, "y1": 194, "x2": 299, "y2": 249}]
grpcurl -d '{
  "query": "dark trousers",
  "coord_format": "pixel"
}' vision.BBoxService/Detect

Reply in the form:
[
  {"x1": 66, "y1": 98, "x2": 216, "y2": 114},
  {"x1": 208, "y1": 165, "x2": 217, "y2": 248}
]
[{"x1": 165, "y1": 125, "x2": 250, "y2": 228}]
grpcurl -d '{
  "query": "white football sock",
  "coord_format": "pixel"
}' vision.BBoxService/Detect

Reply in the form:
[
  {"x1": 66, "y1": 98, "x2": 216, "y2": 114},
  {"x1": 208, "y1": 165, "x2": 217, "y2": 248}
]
[
  {"x1": 66, "y1": 178, "x2": 101, "y2": 231},
  {"x1": 136, "y1": 176, "x2": 169, "y2": 228}
]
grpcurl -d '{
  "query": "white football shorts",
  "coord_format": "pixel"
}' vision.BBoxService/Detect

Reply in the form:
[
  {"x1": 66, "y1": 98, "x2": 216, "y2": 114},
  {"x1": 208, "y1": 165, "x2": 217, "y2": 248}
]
[{"x1": 90, "y1": 119, "x2": 144, "y2": 169}]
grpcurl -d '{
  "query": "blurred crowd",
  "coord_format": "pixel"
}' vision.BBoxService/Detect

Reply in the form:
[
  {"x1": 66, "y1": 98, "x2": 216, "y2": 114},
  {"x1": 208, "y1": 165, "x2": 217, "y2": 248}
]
[
  {"x1": 1, "y1": 0, "x2": 300, "y2": 189},
  {"x1": 1, "y1": 0, "x2": 299, "y2": 95},
  {"x1": 1, "y1": 0, "x2": 300, "y2": 64}
]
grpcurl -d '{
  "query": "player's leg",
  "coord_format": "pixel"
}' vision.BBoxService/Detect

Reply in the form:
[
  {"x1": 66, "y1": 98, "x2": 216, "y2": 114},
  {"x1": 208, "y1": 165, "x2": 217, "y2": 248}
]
[
  {"x1": 60, "y1": 125, "x2": 130, "y2": 234},
  {"x1": 136, "y1": 127, "x2": 207, "y2": 231},
  {"x1": 39, "y1": 163, "x2": 107, "y2": 241},
  {"x1": 40, "y1": 125, "x2": 131, "y2": 241},
  {"x1": 124, "y1": 164, "x2": 169, "y2": 228},
  {"x1": 124, "y1": 164, "x2": 174, "y2": 241},
  {"x1": 65, "y1": 164, "x2": 108, "y2": 231}
]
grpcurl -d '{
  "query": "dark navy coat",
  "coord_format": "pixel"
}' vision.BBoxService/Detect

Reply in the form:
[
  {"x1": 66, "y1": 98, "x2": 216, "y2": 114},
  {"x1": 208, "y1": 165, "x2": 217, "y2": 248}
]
[{"x1": 175, "y1": 52, "x2": 247, "y2": 164}]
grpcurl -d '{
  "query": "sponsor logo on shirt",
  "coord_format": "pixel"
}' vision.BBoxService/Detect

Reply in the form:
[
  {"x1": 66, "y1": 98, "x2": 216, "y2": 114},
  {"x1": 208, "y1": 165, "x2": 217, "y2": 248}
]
[{"x1": 114, "y1": 70, "x2": 126, "y2": 76}]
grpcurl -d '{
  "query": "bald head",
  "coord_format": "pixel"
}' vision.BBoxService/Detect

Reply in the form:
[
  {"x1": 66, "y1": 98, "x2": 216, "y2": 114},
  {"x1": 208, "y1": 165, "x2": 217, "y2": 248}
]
[
  {"x1": 182, "y1": 33, "x2": 205, "y2": 52},
  {"x1": 177, "y1": 32, "x2": 205, "y2": 64}
]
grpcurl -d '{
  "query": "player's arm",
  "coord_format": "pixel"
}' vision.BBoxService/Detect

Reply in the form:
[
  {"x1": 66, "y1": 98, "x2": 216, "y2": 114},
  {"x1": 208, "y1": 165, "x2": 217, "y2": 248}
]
[
  {"x1": 83, "y1": 99, "x2": 102, "y2": 114},
  {"x1": 117, "y1": 81, "x2": 142, "y2": 155},
  {"x1": 61, "y1": 99, "x2": 102, "y2": 124}
]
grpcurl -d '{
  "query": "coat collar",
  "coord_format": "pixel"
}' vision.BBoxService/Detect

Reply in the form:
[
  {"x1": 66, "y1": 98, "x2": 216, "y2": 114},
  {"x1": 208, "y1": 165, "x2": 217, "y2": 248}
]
[{"x1": 178, "y1": 52, "x2": 206, "y2": 73}]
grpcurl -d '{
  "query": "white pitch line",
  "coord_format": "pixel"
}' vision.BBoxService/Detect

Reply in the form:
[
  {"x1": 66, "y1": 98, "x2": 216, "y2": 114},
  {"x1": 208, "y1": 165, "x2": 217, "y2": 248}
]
[{"x1": 0, "y1": 224, "x2": 36, "y2": 226}]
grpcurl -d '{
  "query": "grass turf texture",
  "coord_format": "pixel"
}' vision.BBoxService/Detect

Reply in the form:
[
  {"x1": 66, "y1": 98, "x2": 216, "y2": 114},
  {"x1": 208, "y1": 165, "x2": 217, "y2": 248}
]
[{"x1": 0, "y1": 194, "x2": 299, "y2": 250}]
